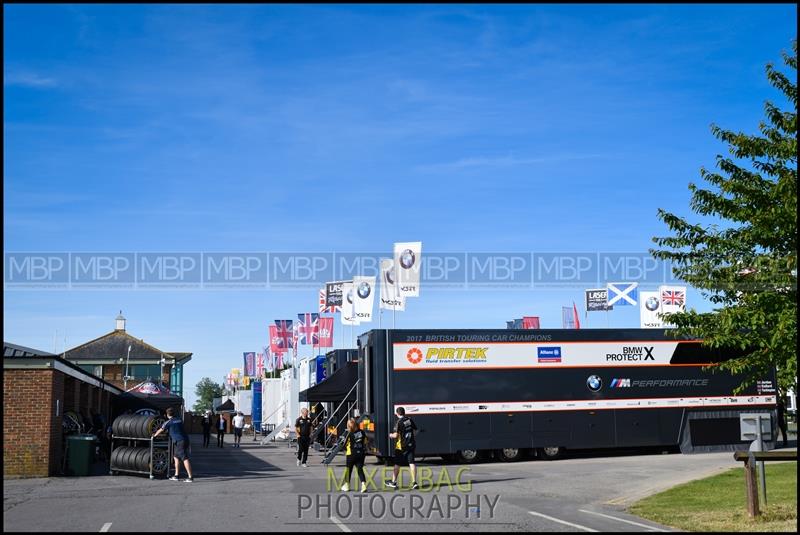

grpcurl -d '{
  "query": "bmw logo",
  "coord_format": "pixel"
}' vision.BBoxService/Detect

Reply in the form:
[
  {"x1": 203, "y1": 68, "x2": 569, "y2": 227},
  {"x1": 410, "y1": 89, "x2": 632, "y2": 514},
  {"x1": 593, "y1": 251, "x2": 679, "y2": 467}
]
[
  {"x1": 357, "y1": 281, "x2": 371, "y2": 299},
  {"x1": 385, "y1": 267, "x2": 395, "y2": 285},
  {"x1": 645, "y1": 296, "x2": 660, "y2": 311},
  {"x1": 346, "y1": 288, "x2": 354, "y2": 304},
  {"x1": 400, "y1": 249, "x2": 416, "y2": 269},
  {"x1": 587, "y1": 375, "x2": 602, "y2": 392}
]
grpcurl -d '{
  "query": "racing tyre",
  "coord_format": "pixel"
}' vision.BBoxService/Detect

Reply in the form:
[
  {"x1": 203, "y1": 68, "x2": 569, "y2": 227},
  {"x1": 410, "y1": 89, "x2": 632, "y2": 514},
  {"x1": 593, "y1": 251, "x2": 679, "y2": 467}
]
[{"x1": 151, "y1": 448, "x2": 169, "y2": 474}]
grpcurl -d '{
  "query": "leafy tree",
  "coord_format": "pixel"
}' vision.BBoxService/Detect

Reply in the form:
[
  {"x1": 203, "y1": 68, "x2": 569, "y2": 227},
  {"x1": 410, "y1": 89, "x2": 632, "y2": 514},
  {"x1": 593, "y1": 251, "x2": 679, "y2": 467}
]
[
  {"x1": 651, "y1": 40, "x2": 797, "y2": 393},
  {"x1": 193, "y1": 377, "x2": 224, "y2": 413}
]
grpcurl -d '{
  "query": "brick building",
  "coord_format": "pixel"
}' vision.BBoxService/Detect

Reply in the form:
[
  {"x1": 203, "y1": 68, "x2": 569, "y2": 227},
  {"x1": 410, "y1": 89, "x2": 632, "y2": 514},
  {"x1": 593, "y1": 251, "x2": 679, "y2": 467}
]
[
  {"x1": 3, "y1": 342, "x2": 123, "y2": 478},
  {"x1": 63, "y1": 314, "x2": 192, "y2": 398}
]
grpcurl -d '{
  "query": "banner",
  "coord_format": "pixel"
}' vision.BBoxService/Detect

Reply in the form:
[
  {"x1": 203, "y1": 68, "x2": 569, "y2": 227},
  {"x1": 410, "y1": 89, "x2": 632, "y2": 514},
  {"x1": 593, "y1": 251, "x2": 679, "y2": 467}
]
[
  {"x1": 573, "y1": 302, "x2": 581, "y2": 329},
  {"x1": 243, "y1": 352, "x2": 255, "y2": 376},
  {"x1": 319, "y1": 288, "x2": 340, "y2": 314},
  {"x1": 394, "y1": 241, "x2": 422, "y2": 297},
  {"x1": 251, "y1": 380, "x2": 262, "y2": 432},
  {"x1": 269, "y1": 325, "x2": 287, "y2": 355},
  {"x1": 316, "y1": 355, "x2": 327, "y2": 384},
  {"x1": 607, "y1": 282, "x2": 639, "y2": 306},
  {"x1": 296, "y1": 313, "x2": 320, "y2": 345},
  {"x1": 585, "y1": 288, "x2": 613, "y2": 312},
  {"x1": 522, "y1": 316, "x2": 540, "y2": 329},
  {"x1": 325, "y1": 281, "x2": 347, "y2": 308},
  {"x1": 659, "y1": 285, "x2": 687, "y2": 315},
  {"x1": 562, "y1": 307, "x2": 577, "y2": 329},
  {"x1": 640, "y1": 291, "x2": 664, "y2": 328},
  {"x1": 264, "y1": 346, "x2": 274, "y2": 373},
  {"x1": 353, "y1": 275, "x2": 376, "y2": 322},
  {"x1": 340, "y1": 281, "x2": 360, "y2": 325},
  {"x1": 318, "y1": 317, "x2": 334, "y2": 347},
  {"x1": 379, "y1": 258, "x2": 405, "y2": 311},
  {"x1": 275, "y1": 351, "x2": 284, "y2": 370}
]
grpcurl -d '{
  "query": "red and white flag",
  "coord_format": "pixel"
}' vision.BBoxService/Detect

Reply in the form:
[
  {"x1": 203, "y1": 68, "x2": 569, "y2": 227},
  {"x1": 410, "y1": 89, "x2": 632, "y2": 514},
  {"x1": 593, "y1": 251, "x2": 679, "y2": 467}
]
[
  {"x1": 318, "y1": 317, "x2": 334, "y2": 347},
  {"x1": 522, "y1": 316, "x2": 540, "y2": 329}
]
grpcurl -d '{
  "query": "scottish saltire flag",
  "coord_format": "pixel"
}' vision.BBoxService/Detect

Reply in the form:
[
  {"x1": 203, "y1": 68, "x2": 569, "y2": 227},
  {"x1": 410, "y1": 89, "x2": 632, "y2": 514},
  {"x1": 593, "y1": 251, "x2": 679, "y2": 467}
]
[
  {"x1": 319, "y1": 288, "x2": 340, "y2": 313},
  {"x1": 296, "y1": 313, "x2": 319, "y2": 345},
  {"x1": 243, "y1": 352, "x2": 256, "y2": 376},
  {"x1": 274, "y1": 320, "x2": 293, "y2": 348},
  {"x1": 318, "y1": 317, "x2": 334, "y2": 347},
  {"x1": 607, "y1": 282, "x2": 639, "y2": 306}
]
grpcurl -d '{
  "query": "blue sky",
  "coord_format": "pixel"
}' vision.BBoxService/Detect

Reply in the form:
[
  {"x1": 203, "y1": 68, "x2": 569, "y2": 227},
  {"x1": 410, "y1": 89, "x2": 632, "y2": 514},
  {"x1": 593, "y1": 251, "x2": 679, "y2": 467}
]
[{"x1": 4, "y1": 4, "x2": 796, "y2": 407}]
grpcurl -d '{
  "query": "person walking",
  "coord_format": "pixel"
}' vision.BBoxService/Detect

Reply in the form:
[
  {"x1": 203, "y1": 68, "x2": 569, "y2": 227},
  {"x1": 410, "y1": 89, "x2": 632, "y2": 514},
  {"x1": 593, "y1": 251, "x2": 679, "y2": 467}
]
[
  {"x1": 387, "y1": 407, "x2": 418, "y2": 490},
  {"x1": 152, "y1": 407, "x2": 194, "y2": 482},
  {"x1": 216, "y1": 413, "x2": 226, "y2": 448},
  {"x1": 340, "y1": 418, "x2": 368, "y2": 493},
  {"x1": 295, "y1": 407, "x2": 312, "y2": 467},
  {"x1": 201, "y1": 411, "x2": 212, "y2": 448},
  {"x1": 233, "y1": 411, "x2": 245, "y2": 448}
]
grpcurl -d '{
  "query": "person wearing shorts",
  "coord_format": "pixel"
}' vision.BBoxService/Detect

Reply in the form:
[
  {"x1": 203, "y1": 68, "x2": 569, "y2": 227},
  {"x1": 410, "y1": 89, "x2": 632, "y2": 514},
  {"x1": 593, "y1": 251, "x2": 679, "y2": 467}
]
[
  {"x1": 152, "y1": 407, "x2": 194, "y2": 482},
  {"x1": 387, "y1": 407, "x2": 418, "y2": 490},
  {"x1": 233, "y1": 411, "x2": 245, "y2": 448}
]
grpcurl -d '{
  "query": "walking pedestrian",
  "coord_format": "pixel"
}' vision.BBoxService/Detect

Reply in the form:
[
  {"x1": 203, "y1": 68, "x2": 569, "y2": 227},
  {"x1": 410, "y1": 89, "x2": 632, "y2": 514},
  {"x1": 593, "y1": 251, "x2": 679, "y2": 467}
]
[
  {"x1": 340, "y1": 418, "x2": 368, "y2": 493},
  {"x1": 777, "y1": 397, "x2": 789, "y2": 447},
  {"x1": 233, "y1": 411, "x2": 245, "y2": 448},
  {"x1": 295, "y1": 407, "x2": 312, "y2": 467},
  {"x1": 216, "y1": 413, "x2": 226, "y2": 448},
  {"x1": 152, "y1": 407, "x2": 194, "y2": 482},
  {"x1": 386, "y1": 407, "x2": 418, "y2": 490},
  {"x1": 201, "y1": 411, "x2": 212, "y2": 448}
]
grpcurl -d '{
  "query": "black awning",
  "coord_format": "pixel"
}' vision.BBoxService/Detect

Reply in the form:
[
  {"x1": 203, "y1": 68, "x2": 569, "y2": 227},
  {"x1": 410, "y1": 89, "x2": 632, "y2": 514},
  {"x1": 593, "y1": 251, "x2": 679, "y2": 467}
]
[{"x1": 299, "y1": 362, "x2": 358, "y2": 402}]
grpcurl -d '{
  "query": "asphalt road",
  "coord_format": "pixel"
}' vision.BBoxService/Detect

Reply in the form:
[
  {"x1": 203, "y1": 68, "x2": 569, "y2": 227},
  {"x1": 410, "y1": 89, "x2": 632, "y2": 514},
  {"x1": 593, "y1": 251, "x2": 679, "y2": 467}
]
[{"x1": 3, "y1": 435, "x2": 780, "y2": 532}]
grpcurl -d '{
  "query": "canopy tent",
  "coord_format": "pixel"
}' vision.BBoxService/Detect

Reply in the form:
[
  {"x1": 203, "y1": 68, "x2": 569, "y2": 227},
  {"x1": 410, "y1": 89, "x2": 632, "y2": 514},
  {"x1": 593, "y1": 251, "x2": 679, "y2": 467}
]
[
  {"x1": 299, "y1": 362, "x2": 358, "y2": 403},
  {"x1": 215, "y1": 399, "x2": 235, "y2": 412},
  {"x1": 115, "y1": 381, "x2": 184, "y2": 413}
]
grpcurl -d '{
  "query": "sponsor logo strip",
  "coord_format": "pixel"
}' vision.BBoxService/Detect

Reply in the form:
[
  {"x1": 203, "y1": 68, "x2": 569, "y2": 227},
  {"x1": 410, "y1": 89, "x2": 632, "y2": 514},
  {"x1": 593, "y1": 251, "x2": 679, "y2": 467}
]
[
  {"x1": 394, "y1": 395, "x2": 775, "y2": 415},
  {"x1": 394, "y1": 342, "x2": 687, "y2": 370}
]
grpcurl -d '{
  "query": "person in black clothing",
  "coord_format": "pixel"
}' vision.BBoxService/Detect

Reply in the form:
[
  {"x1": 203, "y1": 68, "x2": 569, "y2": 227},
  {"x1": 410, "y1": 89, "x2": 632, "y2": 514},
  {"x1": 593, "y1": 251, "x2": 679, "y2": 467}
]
[
  {"x1": 387, "y1": 407, "x2": 418, "y2": 490},
  {"x1": 201, "y1": 411, "x2": 212, "y2": 448},
  {"x1": 295, "y1": 408, "x2": 312, "y2": 467},
  {"x1": 340, "y1": 418, "x2": 368, "y2": 492},
  {"x1": 777, "y1": 398, "x2": 789, "y2": 447},
  {"x1": 216, "y1": 414, "x2": 226, "y2": 448}
]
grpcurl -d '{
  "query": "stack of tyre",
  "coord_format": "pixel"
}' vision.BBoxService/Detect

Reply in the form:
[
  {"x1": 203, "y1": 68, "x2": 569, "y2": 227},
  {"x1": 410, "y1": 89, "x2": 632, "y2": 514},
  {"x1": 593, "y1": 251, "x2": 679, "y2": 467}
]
[{"x1": 111, "y1": 414, "x2": 169, "y2": 475}]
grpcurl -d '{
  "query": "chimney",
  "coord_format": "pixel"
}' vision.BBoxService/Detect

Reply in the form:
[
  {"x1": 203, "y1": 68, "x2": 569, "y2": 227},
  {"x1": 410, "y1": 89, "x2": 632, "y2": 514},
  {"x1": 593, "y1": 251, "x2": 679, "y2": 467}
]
[{"x1": 115, "y1": 311, "x2": 126, "y2": 331}]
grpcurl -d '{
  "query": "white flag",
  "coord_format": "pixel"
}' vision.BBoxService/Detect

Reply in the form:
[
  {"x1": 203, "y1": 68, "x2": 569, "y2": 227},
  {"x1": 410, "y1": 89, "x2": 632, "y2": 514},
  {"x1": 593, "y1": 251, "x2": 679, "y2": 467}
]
[
  {"x1": 340, "y1": 281, "x2": 360, "y2": 325},
  {"x1": 394, "y1": 241, "x2": 422, "y2": 297},
  {"x1": 640, "y1": 291, "x2": 664, "y2": 329},
  {"x1": 353, "y1": 275, "x2": 376, "y2": 323},
  {"x1": 379, "y1": 258, "x2": 405, "y2": 311}
]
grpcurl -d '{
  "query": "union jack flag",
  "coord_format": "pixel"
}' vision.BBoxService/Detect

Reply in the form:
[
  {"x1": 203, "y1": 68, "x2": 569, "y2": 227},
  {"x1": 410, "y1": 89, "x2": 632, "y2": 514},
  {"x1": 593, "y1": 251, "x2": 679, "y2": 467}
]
[
  {"x1": 319, "y1": 288, "x2": 340, "y2": 313},
  {"x1": 661, "y1": 289, "x2": 685, "y2": 306},
  {"x1": 274, "y1": 320, "x2": 293, "y2": 349},
  {"x1": 297, "y1": 313, "x2": 320, "y2": 345}
]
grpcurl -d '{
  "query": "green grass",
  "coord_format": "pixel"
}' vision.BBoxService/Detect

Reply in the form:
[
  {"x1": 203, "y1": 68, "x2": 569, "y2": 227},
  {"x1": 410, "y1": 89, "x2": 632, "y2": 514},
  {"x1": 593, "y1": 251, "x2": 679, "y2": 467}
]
[{"x1": 629, "y1": 461, "x2": 797, "y2": 532}]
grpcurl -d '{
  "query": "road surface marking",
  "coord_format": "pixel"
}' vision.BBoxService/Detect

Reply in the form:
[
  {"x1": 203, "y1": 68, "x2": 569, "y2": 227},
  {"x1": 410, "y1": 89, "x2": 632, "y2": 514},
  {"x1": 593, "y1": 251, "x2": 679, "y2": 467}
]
[
  {"x1": 579, "y1": 509, "x2": 668, "y2": 531},
  {"x1": 100, "y1": 523, "x2": 112, "y2": 532},
  {"x1": 330, "y1": 516, "x2": 352, "y2": 533},
  {"x1": 528, "y1": 511, "x2": 598, "y2": 532}
]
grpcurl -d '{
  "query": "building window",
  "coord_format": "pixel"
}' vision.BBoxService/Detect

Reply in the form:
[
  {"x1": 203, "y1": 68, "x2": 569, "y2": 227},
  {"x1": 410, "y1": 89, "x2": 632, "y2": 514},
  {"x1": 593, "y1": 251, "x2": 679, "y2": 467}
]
[
  {"x1": 78, "y1": 364, "x2": 103, "y2": 377},
  {"x1": 130, "y1": 364, "x2": 161, "y2": 381}
]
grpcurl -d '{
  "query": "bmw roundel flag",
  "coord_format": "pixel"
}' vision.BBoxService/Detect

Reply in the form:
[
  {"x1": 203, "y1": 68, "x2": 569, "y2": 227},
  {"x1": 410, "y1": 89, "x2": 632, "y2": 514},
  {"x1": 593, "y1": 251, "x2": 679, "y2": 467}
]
[{"x1": 606, "y1": 282, "x2": 639, "y2": 306}]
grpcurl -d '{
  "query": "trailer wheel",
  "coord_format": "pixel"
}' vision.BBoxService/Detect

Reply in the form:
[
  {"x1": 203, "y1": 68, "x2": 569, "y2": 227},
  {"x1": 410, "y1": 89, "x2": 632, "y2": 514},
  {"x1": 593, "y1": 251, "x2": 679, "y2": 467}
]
[
  {"x1": 538, "y1": 446, "x2": 564, "y2": 460},
  {"x1": 496, "y1": 448, "x2": 523, "y2": 462},
  {"x1": 455, "y1": 449, "x2": 480, "y2": 464}
]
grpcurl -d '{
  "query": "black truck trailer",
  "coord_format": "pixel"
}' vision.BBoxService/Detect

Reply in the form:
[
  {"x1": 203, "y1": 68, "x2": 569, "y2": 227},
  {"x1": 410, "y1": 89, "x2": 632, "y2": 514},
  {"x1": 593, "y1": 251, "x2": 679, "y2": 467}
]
[{"x1": 356, "y1": 329, "x2": 778, "y2": 462}]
